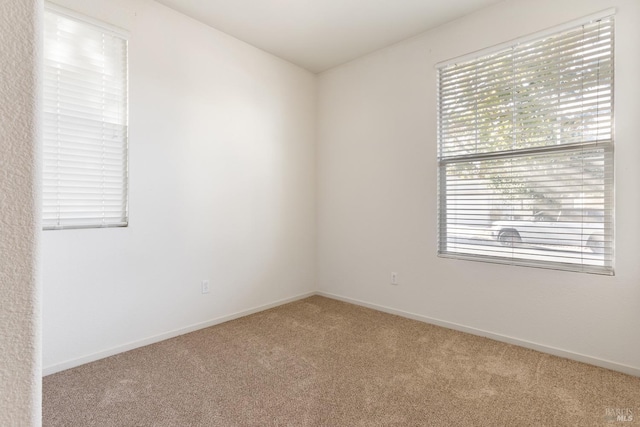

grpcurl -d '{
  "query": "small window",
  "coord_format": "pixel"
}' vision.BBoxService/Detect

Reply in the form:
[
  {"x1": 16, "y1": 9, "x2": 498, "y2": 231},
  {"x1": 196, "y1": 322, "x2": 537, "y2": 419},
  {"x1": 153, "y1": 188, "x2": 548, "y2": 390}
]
[
  {"x1": 43, "y1": 6, "x2": 129, "y2": 230},
  {"x1": 437, "y1": 13, "x2": 614, "y2": 274}
]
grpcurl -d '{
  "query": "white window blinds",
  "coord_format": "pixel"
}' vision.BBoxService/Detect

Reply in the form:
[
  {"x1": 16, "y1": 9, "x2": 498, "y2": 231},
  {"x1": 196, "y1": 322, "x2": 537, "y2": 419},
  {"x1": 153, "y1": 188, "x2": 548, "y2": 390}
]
[
  {"x1": 437, "y1": 13, "x2": 614, "y2": 275},
  {"x1": 43, "y1": 6, "x2": 129, "y2": 230}
]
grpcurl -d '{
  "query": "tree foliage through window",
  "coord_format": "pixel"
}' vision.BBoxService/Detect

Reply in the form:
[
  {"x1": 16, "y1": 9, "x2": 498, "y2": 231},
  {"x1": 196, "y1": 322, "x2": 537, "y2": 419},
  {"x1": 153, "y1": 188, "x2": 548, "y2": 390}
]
[{"x1": 437, "y1": 14, "x2": 614, "y2": 274}]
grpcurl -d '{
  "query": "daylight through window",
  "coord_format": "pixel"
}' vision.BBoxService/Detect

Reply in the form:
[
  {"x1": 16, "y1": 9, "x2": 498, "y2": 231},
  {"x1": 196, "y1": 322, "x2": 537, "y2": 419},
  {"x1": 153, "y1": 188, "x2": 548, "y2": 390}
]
[
  {"x1": 43, "y1": 6, "x2": 129, "y2": 230},
  {"x1": 437, "y1": 13, "x2": 614, "y2": 274}
]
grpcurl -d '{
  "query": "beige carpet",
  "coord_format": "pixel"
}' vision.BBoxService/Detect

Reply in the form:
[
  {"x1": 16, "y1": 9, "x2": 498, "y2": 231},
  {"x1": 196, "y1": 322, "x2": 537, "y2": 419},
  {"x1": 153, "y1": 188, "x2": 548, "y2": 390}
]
[{"x1": 43, "y1": 296, "x2": 640, "y2": 426}]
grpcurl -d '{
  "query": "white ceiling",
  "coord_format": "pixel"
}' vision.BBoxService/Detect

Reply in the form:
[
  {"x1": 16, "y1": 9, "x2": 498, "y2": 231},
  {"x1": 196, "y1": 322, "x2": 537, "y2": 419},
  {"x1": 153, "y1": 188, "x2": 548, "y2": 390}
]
[{"x1": 154, "y1": 0, "x2": 504, "y2": 73}]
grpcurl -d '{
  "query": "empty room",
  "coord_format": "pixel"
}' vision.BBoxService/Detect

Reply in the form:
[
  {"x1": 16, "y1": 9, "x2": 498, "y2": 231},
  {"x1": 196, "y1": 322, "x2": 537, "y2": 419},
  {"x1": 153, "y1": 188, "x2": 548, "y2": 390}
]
[{"x1": 1, "y1": 0, "x2": 640, "y2": 425}]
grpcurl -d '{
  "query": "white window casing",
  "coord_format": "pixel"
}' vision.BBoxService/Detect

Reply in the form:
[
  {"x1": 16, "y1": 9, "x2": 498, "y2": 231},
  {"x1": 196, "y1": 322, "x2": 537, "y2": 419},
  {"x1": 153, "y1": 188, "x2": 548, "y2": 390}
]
[
  {"x1": 43, "y1": 5, "x2": 129, "y2": 230},
  {"x1": 437, "y1": 11, "x2": 614, "y2": 275}
]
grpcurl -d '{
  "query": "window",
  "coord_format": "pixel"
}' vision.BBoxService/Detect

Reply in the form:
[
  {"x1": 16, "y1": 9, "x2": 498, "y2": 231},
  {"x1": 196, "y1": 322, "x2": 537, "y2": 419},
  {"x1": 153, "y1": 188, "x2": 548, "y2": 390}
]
[
  {"x1": 43, "y1": 5, "x2": 129, "y2": 230},
  {"x1": 437, "y1": 12, "x2": 614, "y2": 274}
]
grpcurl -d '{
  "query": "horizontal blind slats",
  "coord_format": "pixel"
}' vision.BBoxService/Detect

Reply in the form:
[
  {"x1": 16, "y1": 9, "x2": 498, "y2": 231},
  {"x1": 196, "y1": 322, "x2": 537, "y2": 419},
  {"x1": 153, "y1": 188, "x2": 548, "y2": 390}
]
[
  {"x1": 43, "y1": 9, "x2": 128, "y2": 230},
  {"x1": 437, "y1": 15, "x2": 614, "y2": 274}
]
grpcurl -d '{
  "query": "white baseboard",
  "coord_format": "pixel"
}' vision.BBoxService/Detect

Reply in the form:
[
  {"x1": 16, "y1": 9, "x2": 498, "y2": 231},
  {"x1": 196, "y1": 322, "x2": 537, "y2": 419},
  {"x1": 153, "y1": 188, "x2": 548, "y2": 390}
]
[
  {"x1": 43, "y1": 291, "x2": 316, "y2": 376},
  {"x1": 44, "y1": 290, "x2": 640, "y2": 378},
  {"x1": 317, "y1": 291, "x2": 640, "y2": 378}
]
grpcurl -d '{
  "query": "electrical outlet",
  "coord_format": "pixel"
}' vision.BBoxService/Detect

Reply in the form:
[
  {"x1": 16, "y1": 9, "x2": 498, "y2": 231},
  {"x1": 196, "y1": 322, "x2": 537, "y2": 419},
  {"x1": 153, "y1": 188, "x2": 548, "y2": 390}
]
[
  {"x1": 201, "y1": 280, "x2": 210, "y2": 294},
  {"x1": 391, "y1": 272, "x2": 398, "y2": 285}
]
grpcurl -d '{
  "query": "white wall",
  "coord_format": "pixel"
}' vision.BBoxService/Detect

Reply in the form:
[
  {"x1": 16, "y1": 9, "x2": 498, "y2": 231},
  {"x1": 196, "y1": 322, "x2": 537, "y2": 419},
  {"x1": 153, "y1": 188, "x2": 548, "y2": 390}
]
[
  {"x1": 0, "y1": 0, "x2": 42, "y2": 424},
  {"x1": 317, "y1": 0, "x2": 640, "y2": 374},
  {"x1": 41, "y1": 0, "x2": 640, "y2": 379},
  {"x1": 42, "y1": 0, "x2": 317, "y2": 373}
]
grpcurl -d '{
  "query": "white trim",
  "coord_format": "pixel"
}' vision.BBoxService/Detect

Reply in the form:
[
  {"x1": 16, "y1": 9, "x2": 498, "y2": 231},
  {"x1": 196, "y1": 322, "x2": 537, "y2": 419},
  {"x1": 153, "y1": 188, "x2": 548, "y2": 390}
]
[
  {"x1": 436, "y1": 8, "x2": 615, "y2": 69},
  {"x1": 42, "y1": 291, "x2": 315, "y2": 376},
  {"x1": 44, "y1": 290, "x2": 640, "y2": 378},
  {"x1": 45, "y1": 2, "x2": 129, "y2": 39},
  {"x1": 317, "y1": 291, "x2": 640, "y2": 378}
]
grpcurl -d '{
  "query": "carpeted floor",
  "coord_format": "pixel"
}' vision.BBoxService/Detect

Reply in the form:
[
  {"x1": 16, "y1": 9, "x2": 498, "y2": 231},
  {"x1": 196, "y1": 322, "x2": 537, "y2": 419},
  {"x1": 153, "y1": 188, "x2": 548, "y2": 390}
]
[{"x1": 43, "y1": 296, "x2": 640, "y2": 426}]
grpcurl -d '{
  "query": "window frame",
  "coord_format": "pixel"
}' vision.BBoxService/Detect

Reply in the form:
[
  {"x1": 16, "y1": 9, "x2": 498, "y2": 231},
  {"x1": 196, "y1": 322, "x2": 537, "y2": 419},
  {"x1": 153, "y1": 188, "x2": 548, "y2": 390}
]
[
  {"x1": 436, "y1": 10, "x2": 615, "y2": 275},
  {"x1": 43, "y1": 4, "x2": 130, "y2": 231}
]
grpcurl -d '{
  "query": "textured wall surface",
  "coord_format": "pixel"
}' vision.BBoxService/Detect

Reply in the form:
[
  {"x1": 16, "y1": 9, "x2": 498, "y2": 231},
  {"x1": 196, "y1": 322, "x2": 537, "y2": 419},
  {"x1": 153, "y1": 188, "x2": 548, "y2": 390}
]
[{"x1": 0, "y1": 0, "x2": 42, "y2": 425}]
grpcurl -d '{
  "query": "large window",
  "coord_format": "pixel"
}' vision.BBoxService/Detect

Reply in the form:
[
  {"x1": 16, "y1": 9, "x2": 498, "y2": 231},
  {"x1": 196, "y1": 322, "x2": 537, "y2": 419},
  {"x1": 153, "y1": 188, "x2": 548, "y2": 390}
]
[
  {"x1": 43, "y1": 6, "x2": 129, "y2": 230},
  {"x1": 437, "y1": 13, "x2": 614, "y2": 274}
]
